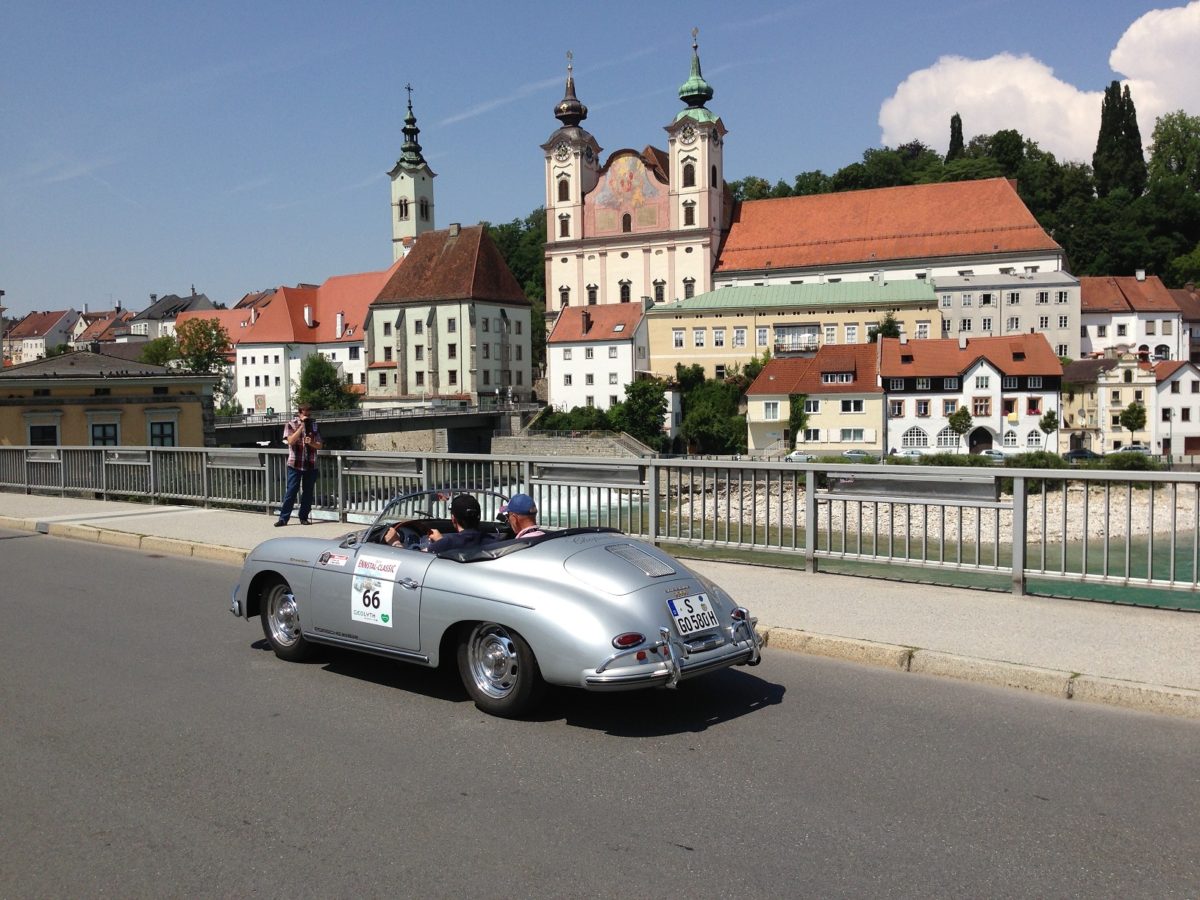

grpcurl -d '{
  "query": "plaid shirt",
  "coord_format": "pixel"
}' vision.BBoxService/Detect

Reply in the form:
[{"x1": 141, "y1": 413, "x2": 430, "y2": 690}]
[{"x1": 283, "y1": 416, "x2": 321, "y2": 470}]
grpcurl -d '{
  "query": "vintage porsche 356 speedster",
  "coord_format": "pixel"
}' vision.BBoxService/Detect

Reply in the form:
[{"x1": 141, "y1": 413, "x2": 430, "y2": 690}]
[{"x1": 230, "y1": 490, "x2": 763, "y2": 717}]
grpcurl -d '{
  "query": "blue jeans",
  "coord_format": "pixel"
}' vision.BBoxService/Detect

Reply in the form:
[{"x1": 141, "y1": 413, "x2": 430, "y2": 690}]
[{"x1": 279, "y1": 465, "x2": 317, "y2": 523}]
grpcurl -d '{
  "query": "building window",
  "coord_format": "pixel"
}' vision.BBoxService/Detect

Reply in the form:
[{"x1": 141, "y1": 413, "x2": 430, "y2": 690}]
[
  {"x1": 840, "y1": 428, "x2": 865, "y2": 442},
  {"x1": 398, "y1": 198, "x2": 409, "y2": 220},
  {"x1": 482, "y1": 370, "x2": 491, "y2": 386},
  {"x1": 585, "y1": 347, "x2": 594, "y2": 360},
  {"x1": 349, "y1": 347, "x2": 360, "y2": 360},
  {"x1": 902, "y1": 427, "x2": 929, "y2": 448},
  {"x1": 448, "y1": 371, "x2": 457, "y2": 386},
  {"x1": 1163, "y1": 320, "x2": 1173, "y2": 336},
  {"x1": 559, "y1": 288, "x2": 570, "y2": 309},
  {"x1": 1146, "y1": 320, "x2": 1157, "y2": 336},
  {"x1": 960, "y1": 319, "x2": 972, "y2": 332},
  {"x1": 1029, "y1": 376, "x2": 1043, "y2": 389},
  {"x1": 558, "y1": 178, "x2": 570, "y2": 202},
  {"x1": 1034, "y1": 290, "x2": 1048, "y2": 304},
  {"x1": 889, "y1": 378, "x2": 903, "y2": 390},
  {"x1": 563, "y1": 349, "x2": 572, "y2": 361},
  {"x1": 941, "y1": 295, "x2": 952, "y2": 309},
  {"x1": 961, "y1": 293, "x2": 973, "y2": 308},
  {"x1": 804, "y1": 399, "x2": 820, "y2": 413},
  {"x1": 682, "y1": 163, "x2": 695, "y2": 187},
  {"x1": 713, "y1": 328, "x2": 725, "y2": 348},
  {"x1": 1171, "y1": 381, "x2": 1181, "y2": 394},
  {"x1": 1003, "y1": 430, "x2": 1019, "y2": 447},
  {"x1": 585, "y1": 374, "x2": 594, "y2": 385},
  {"x1": 1038, "y1": 316, "x2": 1049, "y2": 329},
  {"x1": 916, "y1": 400, "x2": 930, "y2": 417},
  {"x1": 757, "y1": 327, "x2": 769, "y2": 347},
  {"x1": 1055, "y1": 291, "x2": 1068, "y2": 304},
  {"x1": 378, "y1": 373, "x2": 387, "y2": 387},
  {"x1": 149, "y1": 421, "x2": 176, "y2": 447},
  {"x1": 563, "y1": 374, "x2": 572, "y2": 386},
  {"x1": 244, "y1": 376, "x2": 250, "y2": 387},
  {"x1": 1026, "y1": 431, "x2": 1043, "y2": 448},
  {"x1": 982, "y1": 317, "x2": 993, "y2": 332},
  {"x1": 383, "y1": 347, "x2": 392, "y2": 362},
  {"x1": 91, "y1": 423, "x2": 119, "y2": 446},
  {"x1": 586, "y1": 395, "x2": 595, "y2": 407},
  {"x1": 447, "y1": 318, "x2": 457, "y2": 333},
  {"x1": 916, "y1": 322, "x2": 930, "y2": 340},
  {"x1": 683, "y1": 278, "x2": 695, "y2": 300},
  {"x1": 1007, "y1": 316, "x2": 1020, "y2": 331},
  {"x1": 619, "y1": 282, "x2": 631, "y2": 303},
  {"x1": 733, "y1": 327, "x2": 746, "y2": 348},
  {"x1": 383, "y1": 322, "x2": 392, "y2": 337},
  {"x1": 845, "y1": 324, "x2": 858, "y2": 344},
  {"x1": 559, "y1": 216, "x2": 570, "y2": 238},
  {"x1": 1003, "y1": 376, "x2": 1017, "y2": 389},
  {"x1": 973, "y1": 397, "x2": 991, "y2": 416},
  {"x1": 672, "y1": 329, "x2": 684, "y2": 349},
  {"x1": 975, "y1": 376, "x2": 990, "y2": 389},
  {"x1": 889, "y1": 399, "x2": 904, "y2": 417},
  {"x1": 943, "y1": 399, "x2": 957, "y2": 416},
  {"x1": 841, "y1": 399, "x2": 864, "y2": 413},
  {"x1": 609, "y1": 372, "x2": 618, "y2": 384},
  {"x1": 714, "y1": 365, "x2": 726, "y2": 380},
  {"x1": 936, "y1": 427, "x2": 959, "y2": 448},
  {"x1": 764, "y1": 401, "x2": 780, "y2": 420},
  {"x1": 654, "y1": 282, "x2": 665, "y2": 303},
  {"x1": 916, "y1": 378, "x2": 930, "y2": 390},
  {"x1": 683, "y1": 202, "x2": 695, "y2": 226},
  {"x1": 693, "y1": 328, "x2": 705, "y2": 348},
  {"x1": 1117, "y1": 324, "x2": 1127, "y2": 337},
  {"x1": 481, "y1": 344, "x2": 489, "y2": 359},
  {"x1": 587, "y1": 285, "x2": 598, "y2": 305},
  {"x1": 803, "y1": 428, "x2": 820, "y2": 441},
  {"x1": 610, "y1": 395, "x2": 619, "y2": 406},
  {"x1": 942, "y1": 320, "x2": 952, "y2": 335},
  {"x1": 608, "y1": 346, "x2": 618, "y2": 358},
  {"x1": 419, "y1": 198, "x2": 430, "y2": 220},
  {"x1": 943, "y1": 377, "x2": 959, "y2": 390},
  {"x1": 622, "y1": 213, "x2": 632, "y2": 233}
]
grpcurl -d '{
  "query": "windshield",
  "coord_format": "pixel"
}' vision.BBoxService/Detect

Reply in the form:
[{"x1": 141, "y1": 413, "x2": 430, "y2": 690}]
[{"x1": 371, "y1": 489, "x2": 509, "y2": 527}]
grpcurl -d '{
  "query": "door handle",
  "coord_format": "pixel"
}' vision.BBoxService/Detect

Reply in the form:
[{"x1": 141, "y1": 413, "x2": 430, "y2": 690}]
[{"x1": 398, "y1": 578, "x2": 419, "y2": 590}]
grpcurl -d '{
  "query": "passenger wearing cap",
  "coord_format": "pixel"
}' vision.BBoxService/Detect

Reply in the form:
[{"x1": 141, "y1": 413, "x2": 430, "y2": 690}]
[{"x1": 502, "y1": 493, "x2": 544, "y2": 540}]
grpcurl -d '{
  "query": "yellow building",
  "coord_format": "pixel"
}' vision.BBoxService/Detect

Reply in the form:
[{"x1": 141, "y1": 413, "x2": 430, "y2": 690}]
[
  {"x1": 644, "y1": 282, "x2": 939, "y2": 380},
  {"x1": 0, "y1": 351, "x2": 217, "y2": 447}
]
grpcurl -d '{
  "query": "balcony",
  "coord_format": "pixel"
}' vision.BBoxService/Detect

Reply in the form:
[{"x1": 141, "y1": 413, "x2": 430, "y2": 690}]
[{"x1": 774, "y1": 336, "x2": 819, "y2": 355}]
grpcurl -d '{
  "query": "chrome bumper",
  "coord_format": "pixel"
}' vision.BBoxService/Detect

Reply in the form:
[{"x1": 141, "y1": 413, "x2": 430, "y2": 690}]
[
  {"x1": 229, "y1": 586, "x2": 242, "y2": 618},
  {"x1": 584, "y1": 607, "x2": 763, "y2": 690}
]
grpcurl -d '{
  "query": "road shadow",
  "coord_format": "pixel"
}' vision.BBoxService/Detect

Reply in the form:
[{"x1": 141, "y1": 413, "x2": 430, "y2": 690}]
[{"x1": 249, "y1": 639, "x2": 783, "y2": 732}]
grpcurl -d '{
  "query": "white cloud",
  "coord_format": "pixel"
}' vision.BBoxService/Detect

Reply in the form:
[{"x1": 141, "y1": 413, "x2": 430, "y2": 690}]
[{"x1": 878, "y1": 1, "x2": 1200, "y2": 163}]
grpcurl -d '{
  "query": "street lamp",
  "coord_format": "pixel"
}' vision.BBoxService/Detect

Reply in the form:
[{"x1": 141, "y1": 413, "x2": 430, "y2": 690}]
[{"x1": 1165, "y1": 407, "x2": 1173, "y2": 469}]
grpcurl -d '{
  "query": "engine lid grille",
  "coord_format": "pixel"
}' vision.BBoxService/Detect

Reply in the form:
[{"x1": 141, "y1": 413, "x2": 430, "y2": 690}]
[{"x1": 605, "y1": 543, "x2": 676, "y2": 577}]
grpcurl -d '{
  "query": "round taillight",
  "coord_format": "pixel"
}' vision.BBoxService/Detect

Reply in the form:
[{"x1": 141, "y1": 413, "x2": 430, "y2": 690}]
[
  {"x1": 612, "y1": 632, "x2": 645, "y2": 649},
  {"x1": 731, "y1": 608, "x2": 747, "y2": 621},
  {"x1": 636, "y1": 650, "x2": 647, "y2": 661}
]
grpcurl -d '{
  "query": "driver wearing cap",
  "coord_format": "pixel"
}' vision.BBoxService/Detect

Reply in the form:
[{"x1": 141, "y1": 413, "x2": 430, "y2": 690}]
[
  {"x1": 501, "y1": 493, "x2": 544, "y2": 540},
  {"x1": 384, "y1": 493, "x2": 485, "y2": 552}
]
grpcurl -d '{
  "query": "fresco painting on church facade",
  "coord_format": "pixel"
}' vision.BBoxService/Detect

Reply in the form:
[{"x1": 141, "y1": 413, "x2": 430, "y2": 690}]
[{"x1": 588, "y1": 154, "x2": 667, "y2": 235}]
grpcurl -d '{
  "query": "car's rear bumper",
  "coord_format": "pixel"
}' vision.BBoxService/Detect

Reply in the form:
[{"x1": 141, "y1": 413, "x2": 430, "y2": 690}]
[{"x1": 582, "y1": 611, "x2": 763, "y2": 691}]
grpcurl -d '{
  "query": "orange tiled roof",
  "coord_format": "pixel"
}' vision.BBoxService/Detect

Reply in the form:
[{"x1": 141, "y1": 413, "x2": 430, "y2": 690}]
[
  {"x1": 1170, "y1": 285, "x2": 1200, "y2": 320},
  {"x1": 716, "y1": 178, "x2": 1060, "y2": 273},
  {"x1": 76, "y1": 310, "x2": 134, "y2": 342},
  {"x1": 1155, "y1": 360, "x2": 1191, "y2": 382},
  {"x1": 548, "y1": 304, "x2": 644, "y2": 343},
  {"x1": 373, "y1": 225, "x2": 526, "y2": 305},
  {"x1": 8, "y1": 310, "x2": 75, "y2": 338},
  {"x1": 879, "y1": 334, "x2": 1062, "y2": 378},
  {"x1": 747, "y1": 343, "x2": 880, "y2": 396},
  {"x1": 1080, "y1": 275, "x2": 1178, "y2": 312}
]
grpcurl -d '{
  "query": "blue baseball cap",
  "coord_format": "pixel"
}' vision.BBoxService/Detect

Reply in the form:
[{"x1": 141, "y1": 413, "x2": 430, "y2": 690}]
[{"x1": 502, "y1": 493, "x2": 537, "y2": 515}]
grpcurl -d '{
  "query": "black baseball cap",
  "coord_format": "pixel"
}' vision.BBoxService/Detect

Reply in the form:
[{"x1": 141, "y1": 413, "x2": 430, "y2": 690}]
[{"x1": 450, "y1": 494, "x2": 482, "y2": 527}]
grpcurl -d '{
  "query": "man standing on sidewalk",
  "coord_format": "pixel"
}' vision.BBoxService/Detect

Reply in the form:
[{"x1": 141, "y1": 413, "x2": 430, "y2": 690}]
[{"x1": 276, "y1": 405, "x2": 323, "y2": 526}]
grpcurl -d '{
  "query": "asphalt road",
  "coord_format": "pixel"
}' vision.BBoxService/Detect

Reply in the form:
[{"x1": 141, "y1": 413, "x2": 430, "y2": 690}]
[{"x1": 2, "y1": 528, "x2": 1198, "y2": 898}]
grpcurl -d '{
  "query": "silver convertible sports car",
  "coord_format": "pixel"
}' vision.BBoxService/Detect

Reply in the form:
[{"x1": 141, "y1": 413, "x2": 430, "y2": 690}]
[{"x1": 230, "y1": 489, "x2": 764, "y2": 717}]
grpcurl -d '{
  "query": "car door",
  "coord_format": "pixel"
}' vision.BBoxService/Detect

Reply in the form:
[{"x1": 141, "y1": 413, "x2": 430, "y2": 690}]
[{"x1": 309, "y1": 541, "x2": 434, "y2": 652}]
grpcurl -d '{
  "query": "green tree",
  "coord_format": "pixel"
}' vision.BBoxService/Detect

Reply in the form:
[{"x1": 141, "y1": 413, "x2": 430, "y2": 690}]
[
  {"x1": 1093, "y1": 81, "x2": 1147, "y2": 198},
  {"x1": 729, "y1": 176, "x2": 773, "y2": 201},
  {"x1": 175, "y1": 318, "x2": 231, "y2": 375},
  {"x1": 868, "y1": 312, "x2": 902, "y2": 343},
  {"x1": 1169, "y1": 241, "x2": 1200, "y2": 285},
  {"x1": 293, "y1": 353, "x2": 359, "y2": 411},
  {"x1": 1039, "y1": 409, "x2": 1059, "y2": 449},
  {"x1": 1149, "y1": 110, "x2": 1200, "y2": 192},
  {"x1": 792, "y1": 170, "x2": 832, "y2": 195},
  {"x1": 989, "y1": 129, "x2": 1026, "y2": 178},
  {"x1": 608, "y1": 377, "x2": 668, "y2": 449},
  {"x1": 44, "y1": 343, "x2": 71, "y2": 358},
  {"x1": 946, "y1": 112, "x2": 965, "y2": 162},
  {"x1": 139, "y1": 335, "x2": 179, "y2": 367},
  {"x1": 673, "y1": 363, "x2": 707, "y2": 397},
  {"x1": 947, "y1": 406, "x2": 973, "y2": 453},
  {"x1": 680, "y1": 379, "x2": 744, "y2": 454},
  {"x1": 487, "y1": 208, "x2": 547, "y2": 366},
  {"x1": 1119, "y1": 401, "x2": 1147, "y2": 439}
]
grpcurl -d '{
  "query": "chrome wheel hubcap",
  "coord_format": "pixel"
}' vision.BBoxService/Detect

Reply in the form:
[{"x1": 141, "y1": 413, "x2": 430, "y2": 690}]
[
  {"x1": 269, "y1": 590, "x2": 300, "y2": 646},
  {"x1": 468, "y1": 624, "x2": 519, "y2": 699}
]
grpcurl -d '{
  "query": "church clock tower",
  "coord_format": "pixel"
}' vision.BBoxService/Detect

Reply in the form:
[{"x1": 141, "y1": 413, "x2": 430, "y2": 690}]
[
  {"x1": 665, "y1": 31, "x2": 727, "y2": 291},
  {"x1": 541, "y1": 53, "x2": 602, "y2": 311},
  {"x1": 389, "y1": 86, "x2": 436, "y2": 261}
]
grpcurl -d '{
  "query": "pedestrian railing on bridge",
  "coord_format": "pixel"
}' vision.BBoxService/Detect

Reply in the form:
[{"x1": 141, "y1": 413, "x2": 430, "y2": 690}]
[{"x1": 2, "y1": 445, "x2": 1197, "y2": 604}]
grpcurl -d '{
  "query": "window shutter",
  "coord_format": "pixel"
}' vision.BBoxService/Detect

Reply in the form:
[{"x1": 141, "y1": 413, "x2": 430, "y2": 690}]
[{"x1": 864, "y1": 428, "x2": 877, "y2": 442}]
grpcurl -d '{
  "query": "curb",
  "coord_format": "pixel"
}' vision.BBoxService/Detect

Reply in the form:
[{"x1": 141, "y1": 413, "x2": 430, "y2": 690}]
[
  {"x1": 5, "y1": 515, "x2": 1196, "y2": 719},
  {"x1": 761, "y1": 626, "x2": 1200, "y2": 720}
]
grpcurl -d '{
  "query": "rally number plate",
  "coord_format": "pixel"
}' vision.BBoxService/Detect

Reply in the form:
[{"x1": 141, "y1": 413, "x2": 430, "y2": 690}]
[{"x1": 667, "y1": 593, "x2": 720, "y2": 638}]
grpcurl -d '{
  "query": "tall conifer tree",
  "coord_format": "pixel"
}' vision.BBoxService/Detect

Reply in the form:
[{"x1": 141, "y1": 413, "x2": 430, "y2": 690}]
[
  {"x1": 1094, "y1": 81, "x2": 1147, "y2": 197},
  {"x1": 946, "y1": 113, "x2": 965, "y2": 162}
]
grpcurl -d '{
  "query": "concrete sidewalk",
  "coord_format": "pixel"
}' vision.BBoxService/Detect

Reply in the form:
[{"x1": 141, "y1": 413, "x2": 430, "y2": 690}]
[{"x1": 2, "y1": 493, "x2": 1197, "y2": 719}]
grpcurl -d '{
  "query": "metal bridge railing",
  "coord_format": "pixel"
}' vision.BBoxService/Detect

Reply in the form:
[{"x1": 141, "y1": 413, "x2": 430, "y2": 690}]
[{"x1": 2, "y1": 445, "x2": 1196, "y2": 600}]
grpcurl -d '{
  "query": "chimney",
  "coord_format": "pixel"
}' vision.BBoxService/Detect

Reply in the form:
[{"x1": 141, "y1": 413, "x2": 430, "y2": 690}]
[
  {"x1": 250, "y1": 308, "x2": 257, "y2": 324},
  {"x1": 581, "y1": 309, "x2": 592, "y2": 334},
  {"x1": 958, "y1": 334, "x2": 967, "y2": 350},
  {"x1": 899, "y1": 334, "x2": 908, "y2": 345},
  {"x1": 1136, "y1": 269, "x2": 1146, "y2": 282},
  {"x1": 303, "y1": 305, "x2": 313, "y2": 327},
  {"x1": 150, "y1": 294, "x2": 158, "y2": 303},
  {"x1": 1186, "y1": 282, "x2": 1196, "y2": 293},
  {"x1": 449, "y1": 223, "x2": 461, "y2": 237},
  {"x1": 336, "y1": 310, "x2": 345, "y2": 338},
  {"x1": 84, "y1": 303, "x2": 89, "y2": 314}
]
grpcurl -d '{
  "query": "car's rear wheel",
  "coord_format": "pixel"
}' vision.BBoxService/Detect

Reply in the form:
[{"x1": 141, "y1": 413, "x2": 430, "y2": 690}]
[
  {"x1": 457, "y1": 623, "x2": 545, "y2": 718},
  {"x1": 260, "y1": 578, "x2": 312, "y2": 662}
]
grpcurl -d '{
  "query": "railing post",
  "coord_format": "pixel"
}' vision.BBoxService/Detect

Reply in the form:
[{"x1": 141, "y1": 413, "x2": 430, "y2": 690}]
[
  {"x1": 337, "y1": 453, "x2": 346, "y2": 523},
  {"x1": 101, "y1": 450, "x2": 109, "y2": 501},
  {"x1": 149, "y1": 449, "x2": 158, "y2": 502},
  {"x1": 646, "y1": 461, "x2": 659, "y2": 545},
  {"x1": 202, "y1": 451, "x2": 211, "y2": 508},
  {"x1": 805, "y1": 468, "x2": 818, "y2": 573},
  {"x1": 1011, "y1": 474, "x2": 1027, "y2": 596}
]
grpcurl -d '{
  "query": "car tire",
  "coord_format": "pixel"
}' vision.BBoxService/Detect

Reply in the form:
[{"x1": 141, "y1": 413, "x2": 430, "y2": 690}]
[
  {"x1": 260, "y1": 578, "x2": 312, "y2": 662},
  {"x1": 457, "y1": 623, "x2": 545, "y2": 718}
]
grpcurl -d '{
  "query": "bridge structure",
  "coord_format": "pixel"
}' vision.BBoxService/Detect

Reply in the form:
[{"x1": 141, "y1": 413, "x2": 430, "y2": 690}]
[{"x1": 214, "y1": 403, "x2": 541, "y2": 449}]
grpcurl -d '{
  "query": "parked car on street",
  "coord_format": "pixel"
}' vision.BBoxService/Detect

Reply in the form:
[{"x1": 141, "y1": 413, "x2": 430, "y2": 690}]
[
  {"x1": 1109, "y1": 444, "x2": 1151, "y2": 455},
  {"x1": 230, "y1": 489, "x2": 764, "y2": 718},
  {"x1": 890, "y1": 448, "x2": 925, "y2": 459},
  {"x1": 1062, "y1": 448, "x2": 1102, "y2": 463},
  {"x1": 785, "y1": 450, "x2": 815, "y2": 462},
  {"x1": 978, "y1": 448, "x2": 1009, "y2": 464},
  {"x1": 840, "y1": 449, "x2": 874, "y2": 461}
]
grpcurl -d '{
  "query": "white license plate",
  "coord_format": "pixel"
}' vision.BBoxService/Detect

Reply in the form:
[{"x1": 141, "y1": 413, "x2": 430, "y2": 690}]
[{"x1": 667, "y1": 593, "x2": 720, "y2": 638}]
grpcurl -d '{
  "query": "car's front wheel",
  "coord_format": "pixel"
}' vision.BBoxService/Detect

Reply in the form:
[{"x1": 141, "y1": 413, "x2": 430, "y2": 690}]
[
  {"x1": 260, "y1": 578, "x2": 312, "y2": 662},
  {"x1": 457, "y1": 623, "x2": 545, "y2": 718}
]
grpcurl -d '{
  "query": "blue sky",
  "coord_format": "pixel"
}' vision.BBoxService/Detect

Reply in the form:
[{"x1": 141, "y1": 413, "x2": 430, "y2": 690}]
[{"x1": 3, "y1": 0, "x2": 1198, "y2": 319}]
